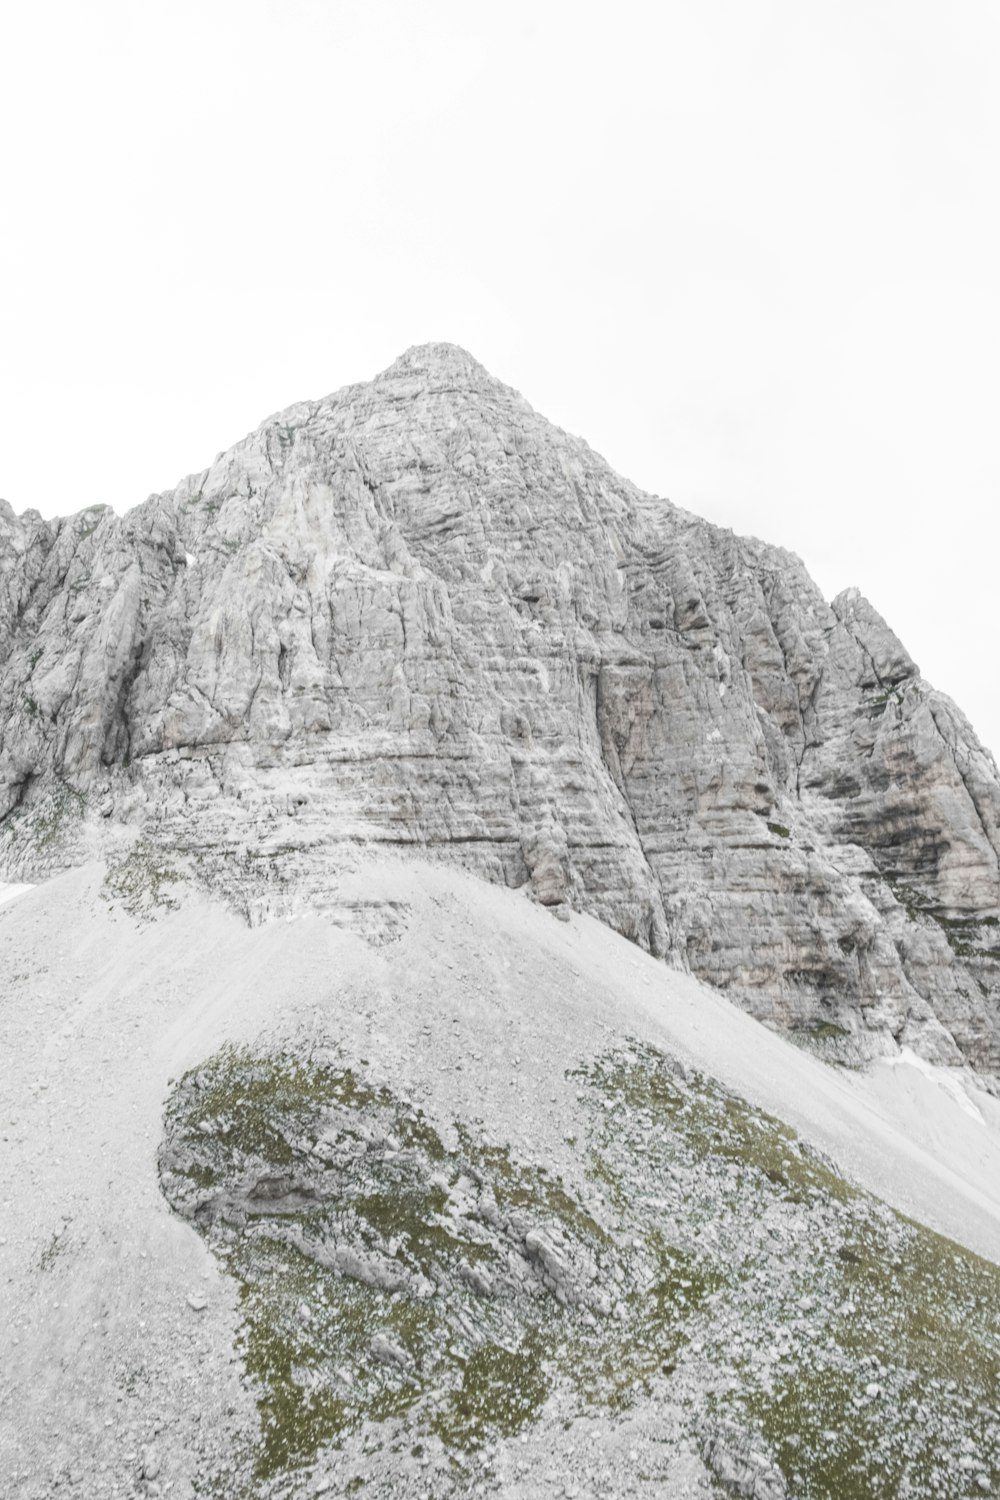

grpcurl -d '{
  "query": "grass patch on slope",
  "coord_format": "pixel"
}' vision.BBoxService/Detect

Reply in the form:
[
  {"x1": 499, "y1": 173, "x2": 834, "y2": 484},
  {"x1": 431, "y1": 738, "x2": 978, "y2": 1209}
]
[
  {"x1": 578, "y1": 1042, "x2": 1000, "y2": 1500},
  {"x1": 160, "y1": 1047, "x2": 706, "y2": 1486},
  {"x1": 101, "y1": 836, "x2": 183, "y2": 918},
  {"x1": 1, "y1": 782, "x2": 86, "y2": 860},
  {"x1": 159, "y1": 1041, "x2": 1000, "y2": 1498}
]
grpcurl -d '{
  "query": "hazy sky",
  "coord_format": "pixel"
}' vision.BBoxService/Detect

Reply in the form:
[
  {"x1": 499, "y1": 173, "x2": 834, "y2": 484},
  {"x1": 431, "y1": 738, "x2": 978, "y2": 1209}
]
[{"x1": 3, "y1": 2, "x2": 998, "y2": 754}]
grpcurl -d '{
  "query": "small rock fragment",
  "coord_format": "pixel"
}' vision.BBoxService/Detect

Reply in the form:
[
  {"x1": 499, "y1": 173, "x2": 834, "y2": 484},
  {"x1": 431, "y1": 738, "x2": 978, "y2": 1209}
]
[{"x1": 369, "y1": 1332, "x2": 410, "y2": 1368}]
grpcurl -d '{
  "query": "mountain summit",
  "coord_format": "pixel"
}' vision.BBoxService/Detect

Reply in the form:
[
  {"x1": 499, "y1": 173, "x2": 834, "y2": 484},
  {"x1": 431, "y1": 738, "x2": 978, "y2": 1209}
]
[
  {"x1": 1, "y1": 348, "x2": 998, "y2": 1079},
  {"x1": 3, "y1": 351, "x2": 1000, "y2": 1500}
]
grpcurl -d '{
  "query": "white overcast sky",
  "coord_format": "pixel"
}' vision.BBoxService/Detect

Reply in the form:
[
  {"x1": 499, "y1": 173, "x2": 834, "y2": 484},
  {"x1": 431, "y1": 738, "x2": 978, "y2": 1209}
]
[{"x1": 3, "y1": 1, "x2": 998, "y2": 755}]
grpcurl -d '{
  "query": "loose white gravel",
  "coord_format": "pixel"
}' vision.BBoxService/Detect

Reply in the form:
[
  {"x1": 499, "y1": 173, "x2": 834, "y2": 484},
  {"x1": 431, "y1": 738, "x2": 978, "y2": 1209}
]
[{"x1": 1, "y1": 856, "x2": 998, "y2": 1499}]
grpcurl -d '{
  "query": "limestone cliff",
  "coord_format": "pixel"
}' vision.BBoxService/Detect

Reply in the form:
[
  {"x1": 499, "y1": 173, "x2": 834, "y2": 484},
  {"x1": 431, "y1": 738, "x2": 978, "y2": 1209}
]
[{"x1": 1, "y1": 343, "x2": 998, "y2": 1078}]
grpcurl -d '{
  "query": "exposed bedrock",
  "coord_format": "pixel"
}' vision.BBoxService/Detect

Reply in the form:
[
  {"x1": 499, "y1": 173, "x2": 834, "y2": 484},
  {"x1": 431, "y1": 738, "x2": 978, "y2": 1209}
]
[{"x1": 1, "y1": 343, "x2": 998, "y2": 1076}]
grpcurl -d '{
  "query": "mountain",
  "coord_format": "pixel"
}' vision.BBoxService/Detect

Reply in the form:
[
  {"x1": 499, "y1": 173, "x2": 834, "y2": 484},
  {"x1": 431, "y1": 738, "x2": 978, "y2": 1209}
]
[
  {"x1": 2, "y1": 343, "x2": 998, "y2": 1081},
  {"x1": 2, "y1": 347, "x2": 1000, "y2": 1500}
]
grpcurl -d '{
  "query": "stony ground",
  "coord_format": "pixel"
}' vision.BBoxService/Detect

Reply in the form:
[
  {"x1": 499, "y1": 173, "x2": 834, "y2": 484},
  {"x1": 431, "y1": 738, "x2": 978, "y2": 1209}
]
[{"x1": 2, "y1": 859, "x2": 999, "y2": 1499}]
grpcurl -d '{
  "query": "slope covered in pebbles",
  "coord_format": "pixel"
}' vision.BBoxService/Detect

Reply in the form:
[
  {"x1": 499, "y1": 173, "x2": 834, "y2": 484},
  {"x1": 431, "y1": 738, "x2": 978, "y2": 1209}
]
[{"x1": 1, "y1": 861, "x2": 999, "y2": 1499}]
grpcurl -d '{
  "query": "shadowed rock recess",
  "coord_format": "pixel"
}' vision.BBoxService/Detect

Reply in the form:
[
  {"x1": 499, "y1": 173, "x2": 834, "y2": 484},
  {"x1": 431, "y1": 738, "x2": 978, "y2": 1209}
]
[{"x1": 1, "y1": 343, "x2": 998, "y2": 1077}]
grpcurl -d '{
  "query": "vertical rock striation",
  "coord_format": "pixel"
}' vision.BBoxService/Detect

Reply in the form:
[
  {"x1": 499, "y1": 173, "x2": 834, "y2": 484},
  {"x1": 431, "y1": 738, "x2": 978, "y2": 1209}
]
[{"x1": 1, "y1": 343, "x2": 998, "y2": 1077}]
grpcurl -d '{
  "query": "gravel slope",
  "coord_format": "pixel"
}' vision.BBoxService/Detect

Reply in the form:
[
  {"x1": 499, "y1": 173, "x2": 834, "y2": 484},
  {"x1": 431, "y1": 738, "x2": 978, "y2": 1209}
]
[{"x1": 1, "y1": 860, "x2": 998, "y2": 1498}]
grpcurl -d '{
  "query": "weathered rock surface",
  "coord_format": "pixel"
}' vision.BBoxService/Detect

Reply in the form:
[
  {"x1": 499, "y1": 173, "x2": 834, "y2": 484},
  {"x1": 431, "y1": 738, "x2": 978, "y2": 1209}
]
[
  {"x1": 155, "y1": 1033, "x2": 1000, "y2": 1499},
  {"x1": 1, "y1": 342, "x2": 998, "y2": 1076}
]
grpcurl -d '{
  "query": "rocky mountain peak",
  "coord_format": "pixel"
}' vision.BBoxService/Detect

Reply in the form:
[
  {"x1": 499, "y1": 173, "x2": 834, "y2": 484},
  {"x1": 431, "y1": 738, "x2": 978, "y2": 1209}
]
[
  {"x1": 832, "y1": 586, "x2": 920, "y2": 687},
  {"x1": 380, "y1": 340, "x2": 493, "y2": 381},
  {"x1": 1, "y1": 348, "x2": 998, "y2": 1084}
]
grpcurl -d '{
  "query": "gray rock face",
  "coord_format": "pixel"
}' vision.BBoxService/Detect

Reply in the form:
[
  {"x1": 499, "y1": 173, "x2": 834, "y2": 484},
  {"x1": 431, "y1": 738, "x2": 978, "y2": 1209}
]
[{"x1": 1, "y1": 342, "x2": 998, "y2": 1077}]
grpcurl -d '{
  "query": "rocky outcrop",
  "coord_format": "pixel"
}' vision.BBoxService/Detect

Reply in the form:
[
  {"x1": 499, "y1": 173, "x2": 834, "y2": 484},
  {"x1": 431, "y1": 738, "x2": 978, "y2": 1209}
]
[{"x1": 1, "y1": 343, "x2": 998, "y2": 1077}]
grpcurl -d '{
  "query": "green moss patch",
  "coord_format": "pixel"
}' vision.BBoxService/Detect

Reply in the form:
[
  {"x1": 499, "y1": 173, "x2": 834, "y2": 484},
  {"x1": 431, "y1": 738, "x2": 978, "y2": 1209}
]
[
  {"x1": 575, "y1": 1041, "x2": 1000, "y2": 1500},
  {"x1": 159, "y1": 1041, "x2": 1000, "y2": 1497},
  {"x1": 159, "y1": 1046, "x2": 715, "y2": 1488},
  {"x1": 432, "y1": 1337, "x2": 549, "y2": 1448},
  {"x1": 102, "y1": 836, "x2": 183, "y2": 918},
  {"x1": 1, "y1": 782, "x2": 86, "y2": 856}
]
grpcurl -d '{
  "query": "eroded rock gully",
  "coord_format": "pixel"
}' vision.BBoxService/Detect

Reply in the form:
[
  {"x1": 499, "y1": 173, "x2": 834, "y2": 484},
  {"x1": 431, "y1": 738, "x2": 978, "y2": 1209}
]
[{"x1": 1, "y1": 343, "x2": 998, "y2": 1077}]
